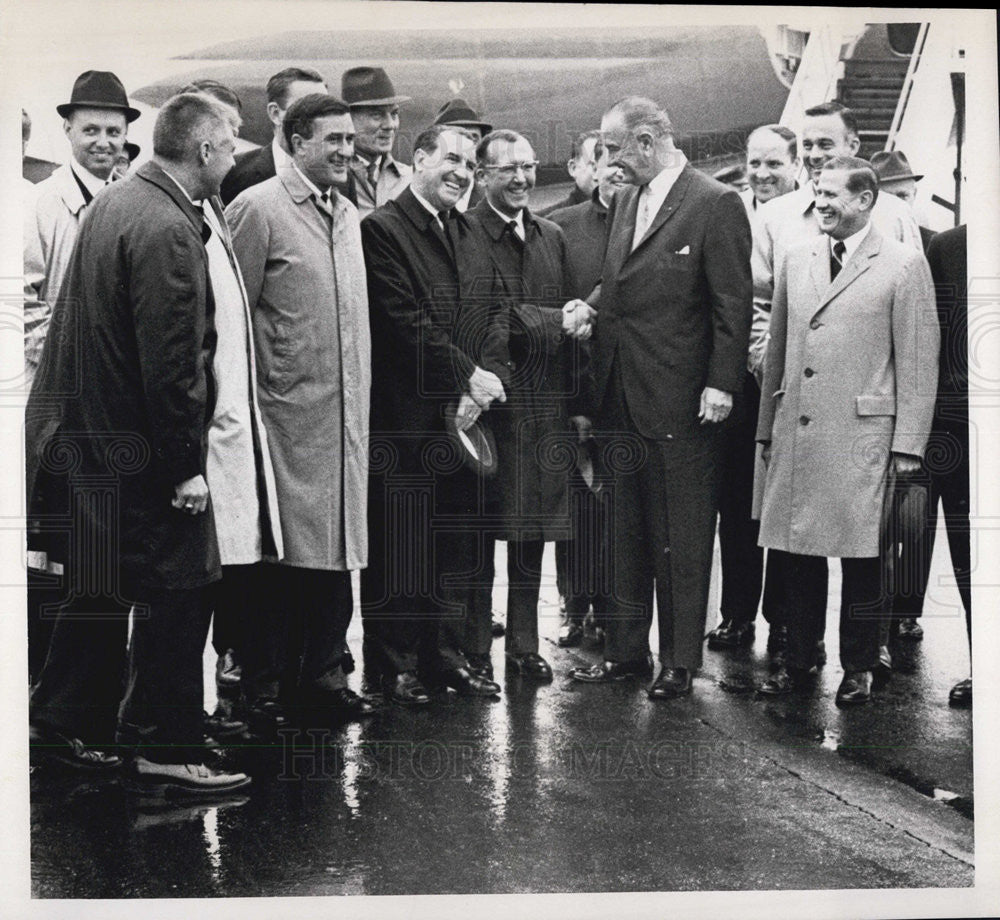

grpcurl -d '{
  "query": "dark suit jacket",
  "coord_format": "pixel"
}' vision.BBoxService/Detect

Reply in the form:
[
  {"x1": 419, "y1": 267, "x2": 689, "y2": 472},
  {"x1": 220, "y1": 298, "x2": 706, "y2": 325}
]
[
  {"x1": 220, "y1": 144, "x2": 275, "y2": 206},
  {"x1": 547, "y1": 190, "x2": 609, "y2": 300},
  {"x1": 589, "y1": 164, "x2": 752, "y2": 440},
  {"x1": 362, "y1": 187, "x2": 482, "y2": 486},
  {"x1": 926, "y1": 224, "x2": 967, "y2": 429},
  {"x1": 26, "y1": 161, "x2": 220, "y2": 592},
  {"x1": 221, "y1": 143, "x2": 359, "y2": 208},
  {"x1": 538, "y1": 184, "x2": 589, "y2": 218}
]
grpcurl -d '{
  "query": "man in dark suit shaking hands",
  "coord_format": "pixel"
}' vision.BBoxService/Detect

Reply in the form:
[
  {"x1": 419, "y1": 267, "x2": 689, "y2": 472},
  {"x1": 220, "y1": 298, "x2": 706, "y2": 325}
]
[{"x1": 569, "y1": 97, "x2": 752, "y2": 700}]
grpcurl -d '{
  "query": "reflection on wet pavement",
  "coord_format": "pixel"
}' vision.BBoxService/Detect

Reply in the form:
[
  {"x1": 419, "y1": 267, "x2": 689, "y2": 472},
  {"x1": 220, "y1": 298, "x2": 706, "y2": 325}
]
[{"x1": 31, "y1": 538, "x2": 973, "y2": 897}]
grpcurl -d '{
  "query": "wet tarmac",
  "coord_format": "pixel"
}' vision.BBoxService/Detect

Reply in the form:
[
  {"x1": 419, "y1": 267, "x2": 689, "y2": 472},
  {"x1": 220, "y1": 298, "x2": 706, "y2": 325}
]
[{"x1": 30, "y1": 530, "x2": 973, "y2": 898}]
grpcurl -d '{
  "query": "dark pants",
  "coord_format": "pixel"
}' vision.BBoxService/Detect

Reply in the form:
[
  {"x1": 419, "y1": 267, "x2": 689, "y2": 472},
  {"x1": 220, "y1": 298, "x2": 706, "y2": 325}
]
[
  {"x1": 505, "y1": 540, "x2": 545, "y2": 655},
  {"x1": 30, "y1": 592, "x2": 130, "y2": 746},
  {"x1": 449, "y1": 532, "x2": 496, "y2": 659},
  {"x1": 27, "y1": 567, "x2": 62, "y2": 685},
  {"x1": 773, "y1": 550, "x2": 883, "y2": 672},
  {"x1": 117, "y1": 586, "x2": 214, "y2": 763},
  {"x1": 889, "y1": 423, "x2": 971, "y2": 637},
  {"x1": 361, "y1": 490, "x2": 469, "y2": 678},
  {"x1": 600, "y1": 371, "x2": 723, "y2": 669},
  {"x1": 559, "y1": 469, "x2": 613, "y2": 626},
  {"x1": 242, "y1": 563, "x2": 353, "y2": 706},
  {"x1": 211, "y1": 566, "x2": 246, "y2": 656}
]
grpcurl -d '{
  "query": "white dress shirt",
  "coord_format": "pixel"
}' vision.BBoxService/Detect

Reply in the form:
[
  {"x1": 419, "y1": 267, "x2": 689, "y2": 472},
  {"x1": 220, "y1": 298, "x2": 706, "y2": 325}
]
[{"x1": 632, "y1": 151, "x2": 688, "y2": 249}]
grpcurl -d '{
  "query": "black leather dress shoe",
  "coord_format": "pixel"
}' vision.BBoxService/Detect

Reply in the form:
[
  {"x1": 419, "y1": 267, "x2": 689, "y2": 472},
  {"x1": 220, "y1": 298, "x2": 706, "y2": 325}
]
[
  {"x1": 310, "y1": 687, "x2": 379, "y2": 720},
  {"x1": 766, "y1": 624, "x2": 789, "y2": 653},
  {"x1": 29, "y1": 723, "x2": 123, "y2": 772},
  {"x1": 203, "y1": 707, "x2": 248, "y2": 740},
  {"x1": 835, "y1": 670, "x2": 873, "y2": 706},
  {"x1": 557, "y1": 622, "x2": 584, "y2": 648},
  {"x1": 706, "y1": 619, "x2": 755, "y2": 649},
  {"x1": 897, "y1": 617, "x2": 924, "y2": 640},
  {"x1": 215, "y1": 649, "x2": 242, "y2": 689},
  {"x1": 387, "y1": 672, "x2": 432, "y2": 706},
  {"x1": 491, "y1": 618, "x2": 505, "y2": 638},
  {"x1": 948, "y1": 677, "x2": 972, "y2": 707},
  {"x1": 758, "y1": 665, "x2": 816, "y2": 696},
  {"x1": 569, "y1": 655, "x2": 654, "y2": 683},
  {"x1": 873, "y1": 645, "x2": 892, "y2": 686},
  {"x1": 506, "y1": 652, "x2": 553, "y2": 681},
  {"x1": 439, "y1": 667, "x2": 501, "y2": 697},
  {"x1": 247, "y1": 700, "x2": 292, "y2": 736},
  {"x1": 647, "y1": 667, "x2": 692, "y2": 699},
  {"x1": 466, "y1": 653, "x2": 494, "y2": 681}
]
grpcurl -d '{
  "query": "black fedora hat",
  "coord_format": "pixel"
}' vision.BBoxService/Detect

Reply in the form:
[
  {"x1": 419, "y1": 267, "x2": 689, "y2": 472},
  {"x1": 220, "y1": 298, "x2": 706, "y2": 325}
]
[
  {"x1": 870, "y1": 150, "x2": 923, "y2": 183},
  {"x1": 57, "y1": 70, "x2": 140, "y2": 123},
  {"x1": 123, "y1": 141, "x2": 141, "y2": 161},
  {"x1": 444, "y1": 401, "x2": 498, "y2": 478},
  {"x1": 433, "y1": 98, "x2": 492, "y2": 136},
  {"x1": 341, "y1": 67, "x2": 411, "y2": 108}
]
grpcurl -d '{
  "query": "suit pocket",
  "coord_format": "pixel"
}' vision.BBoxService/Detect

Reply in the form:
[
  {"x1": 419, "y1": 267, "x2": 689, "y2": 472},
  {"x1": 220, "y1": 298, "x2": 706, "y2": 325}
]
[
  {"x1": 856, "y1": 394, "x2": 896, "y2": 416},
  {"x1": 657, "y1": 250, "x2": 695, "y2": 273}
]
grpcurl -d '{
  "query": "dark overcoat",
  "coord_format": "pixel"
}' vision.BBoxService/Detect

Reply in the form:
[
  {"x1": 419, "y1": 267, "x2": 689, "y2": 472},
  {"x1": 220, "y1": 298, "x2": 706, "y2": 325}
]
[
  {"x1": 25, "y1": 161, "x2": 220, "y2": 594},
  {"x1": 465, "y1": 200, "x2": 582, "y2": 541}
]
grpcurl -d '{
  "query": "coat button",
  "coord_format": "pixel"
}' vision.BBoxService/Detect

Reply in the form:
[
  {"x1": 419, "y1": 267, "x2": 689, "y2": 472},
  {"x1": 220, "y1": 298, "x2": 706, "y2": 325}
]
[
  {"x1": 804, "y1": 368, "x2": 815, "y2": 377},
  {"x1": 809, "y1": 320, "x2": 821, "y2": 330},
  {"x1": 799, "y1": 415, "x2": 810, "y2": 426}
]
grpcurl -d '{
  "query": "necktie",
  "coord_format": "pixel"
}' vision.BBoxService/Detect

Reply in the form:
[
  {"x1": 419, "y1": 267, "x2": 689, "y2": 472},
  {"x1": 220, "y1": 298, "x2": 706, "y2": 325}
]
[
  {"x1": 367, "y1": 158, "x2": 380, "y2": 192},
  {"x1": 830, "y1": 240, "x2": 846, "y2": 280},
  {"x1": 632, "y1": 188, "x2": 651, "y2": 250},
  {"x1": 507, "y1": 219, "x2": 524, "y2": 245},
  {"x1": 71, "y1": 169, "x2": 94, "y2": 207}
]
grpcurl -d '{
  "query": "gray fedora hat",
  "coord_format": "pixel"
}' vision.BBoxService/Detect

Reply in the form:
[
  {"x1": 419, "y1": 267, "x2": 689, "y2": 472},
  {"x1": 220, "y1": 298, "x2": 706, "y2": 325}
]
[{"x1": 341, "y1": 67, "x2": 411, "y2": 107}]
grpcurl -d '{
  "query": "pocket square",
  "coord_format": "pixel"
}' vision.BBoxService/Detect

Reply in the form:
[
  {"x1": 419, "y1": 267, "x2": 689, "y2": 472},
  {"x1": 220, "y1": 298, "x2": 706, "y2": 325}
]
[{"x1": 675, "y1": 245, "x2": 690, "y2": 255}]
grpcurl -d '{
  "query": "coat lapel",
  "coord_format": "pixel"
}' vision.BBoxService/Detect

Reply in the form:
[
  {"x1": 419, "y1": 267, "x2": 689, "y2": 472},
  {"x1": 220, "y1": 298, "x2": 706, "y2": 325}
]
[
  {"x1": 811, "y1": 225, "x2": 883, "y2": 320},
  {"x1": 606, "y1": 185, "x2": 638, "y2": 276},
  {"x1": 629, "y1": 164, "x2": 693, "y2": 259}
]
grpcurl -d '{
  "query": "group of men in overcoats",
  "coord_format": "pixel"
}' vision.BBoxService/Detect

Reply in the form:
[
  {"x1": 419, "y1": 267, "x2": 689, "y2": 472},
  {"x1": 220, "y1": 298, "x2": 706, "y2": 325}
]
[{"x1": 24, "y1": 62, "x2": 966, "y2": 796}]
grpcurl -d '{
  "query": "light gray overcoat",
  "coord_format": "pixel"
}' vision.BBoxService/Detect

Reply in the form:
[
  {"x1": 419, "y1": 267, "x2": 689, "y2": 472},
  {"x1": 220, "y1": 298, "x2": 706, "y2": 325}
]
[
  {"x1": 756, "y1": 225, "x2": 938, "y2": 558},
  {"x1": 227, "y1": 169, "x2": 371, "y2": 571}
]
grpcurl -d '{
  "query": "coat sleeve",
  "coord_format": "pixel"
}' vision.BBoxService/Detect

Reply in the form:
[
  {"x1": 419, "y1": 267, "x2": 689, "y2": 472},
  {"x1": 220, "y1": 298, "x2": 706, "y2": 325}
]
[
  {"x1": 891, "y1": 251, "x2": 940, "y2": 458},
  {"x1": 225, "y1": 193, "x2": 269, "y2": 311},
  {"x1": 130, "y1": 221, "x2": 211, "y2": 486},
  {"x1": 703, "y1": 189, "x2": 753, "y2": 394},
  {"x1": 362, "y1": 216, "x2": 477, "y2": 396},
  {"x1": 756, "y1": 248, "x2": 790, "y2": 444},
  {"x1": 23, "y1": 191, "x2": 51, "y2": 380}
]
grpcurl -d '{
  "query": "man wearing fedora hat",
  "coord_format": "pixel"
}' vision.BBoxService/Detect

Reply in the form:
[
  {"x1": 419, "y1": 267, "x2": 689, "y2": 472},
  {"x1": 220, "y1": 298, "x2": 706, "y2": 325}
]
[
  {"x1": 342, "y1": 66, "x2": 413, "y2": 218},
  {"x1": 433, "y1": 98, "x2": 492, "y2": 212},
  {"x1": 871, "y1": 149, "x2": 936, "y2": 254},
  {"x1": 24, "y1": 70, "x2": 139, "y2": 387},
  {"x1": 23, "y1": 70, "x2": 140, "y2": 690}
]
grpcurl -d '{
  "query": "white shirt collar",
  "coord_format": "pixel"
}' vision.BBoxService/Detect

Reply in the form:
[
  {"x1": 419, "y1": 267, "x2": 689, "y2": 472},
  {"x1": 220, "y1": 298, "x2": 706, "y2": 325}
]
[
  {"x1": 291, "y1": 162, "x2": 331, "y2": 202},
  {"x1": 645, "y1": 151, "x2": 687, "y2": 200},
  {"x1": 832, "y1": 220, "x2": 871, "y2": 263},
  {"x1": 70, "y1": 158, "x2": 111, "y2": 198},
  {"x1": 488, "y1": 201, "x2": 524, "y2": 238},
  {"x1": 410, "y1": 186, "x2": 446, "y2": 227},
  {"x1": 272, "y1": 136, "x2": 293, "y2": 172}
]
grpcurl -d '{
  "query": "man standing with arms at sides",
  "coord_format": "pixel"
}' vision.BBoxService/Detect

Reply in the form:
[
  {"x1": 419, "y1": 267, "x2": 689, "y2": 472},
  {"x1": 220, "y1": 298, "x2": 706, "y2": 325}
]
[
  {"x1": 227, "y1": 94, "x2": 376, "y2": 729},
  {"x1": 220, "y1": 67, "x2": 329, "y2": 206},
  {"x1": 756, "y1": 158, "x2": 938, "y2": 706},
  {"x1": 539, "y1": 130, "x2": 601, "y2": 217},
  {"x1": 361, "y1": 124, "x2": 503, "y2": 705},
  {"x1": 342, "y1": 66, "x2": 412, "y2": 218},
  {"x1": 28, "y1": 93, "x2": 250, "y2": 794},
  {"x1": 547, "y1": 140, "x2": 626, "y2": 648},
  {"x1": 24, "y1": 70, "x2": 139, "y2": 387},
  {"x1": 569, "y1": 97, "x2": 752, "y2": 700},
  {"x1": 706, "y1": 124, "x2": 801, "y2": 661}
]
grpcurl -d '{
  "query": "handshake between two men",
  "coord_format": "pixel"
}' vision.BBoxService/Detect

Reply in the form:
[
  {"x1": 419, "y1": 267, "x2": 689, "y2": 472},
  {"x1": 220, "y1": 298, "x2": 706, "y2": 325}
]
[{"x1": 454, "y1": 299, "x2": 597, "y2": 431}]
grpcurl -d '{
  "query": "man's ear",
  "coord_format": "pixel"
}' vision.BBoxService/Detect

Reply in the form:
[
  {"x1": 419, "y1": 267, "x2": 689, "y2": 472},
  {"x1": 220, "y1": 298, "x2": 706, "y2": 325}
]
[
  {"x1": 566, "y1": 157, "x2": 578, "y2": 178},
  {"x1": 266, "y1": 101, "x2": 283, "y2": 129},
  {"x1": 848, "y1": 133, "x2": 861, "y2": 155},
  {"x1": 859, "y1": 189, "x2": 875, "y2": 212}
]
